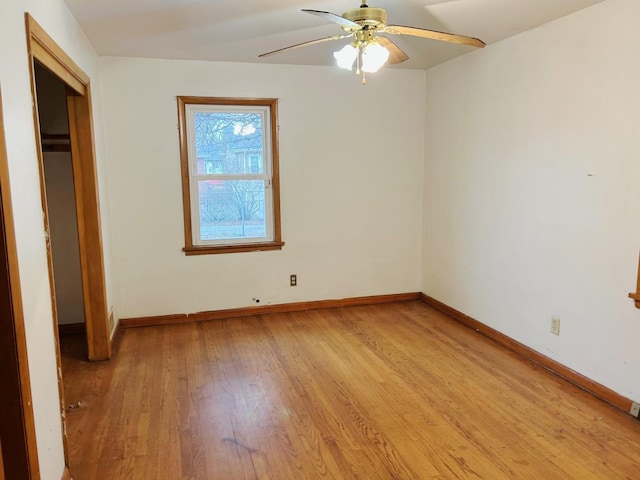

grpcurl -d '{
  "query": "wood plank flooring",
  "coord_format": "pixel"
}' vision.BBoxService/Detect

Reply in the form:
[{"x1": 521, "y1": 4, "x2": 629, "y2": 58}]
[{"x1": 61, "y1": 301, "x2": 640, "y2": 479}]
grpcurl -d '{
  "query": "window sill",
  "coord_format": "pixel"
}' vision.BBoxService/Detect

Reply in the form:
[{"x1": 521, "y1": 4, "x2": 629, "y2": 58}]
[
  {"x1": 630, "y1": 292, "x2": 640, "y2": 309},
  {"x1": 183, "y1": 241, "x2": 285, "y2": 256}
]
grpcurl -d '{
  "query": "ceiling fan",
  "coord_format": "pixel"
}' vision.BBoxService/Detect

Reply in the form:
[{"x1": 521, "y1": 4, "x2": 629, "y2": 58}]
[{"x1": 259, "y1": 2, "x2": 485, "y2": 84}]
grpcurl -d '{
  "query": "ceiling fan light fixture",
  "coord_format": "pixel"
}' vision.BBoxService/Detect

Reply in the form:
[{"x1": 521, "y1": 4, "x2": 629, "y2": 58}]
[
  {"x1": 260, "y1": 4, "x2": 485, "y2": 84},
  {"x1": 361, "y1": 40, "x2": 389, "y2": 73},
  {"x1": 333, "y1": 40, "x2": 389, "y2": 74},
  {"x1": 333, "y1": 43, "x2": 358, "y2": 70}
]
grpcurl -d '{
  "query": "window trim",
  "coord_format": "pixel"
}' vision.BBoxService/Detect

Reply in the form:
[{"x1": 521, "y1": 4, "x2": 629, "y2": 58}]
[
  {"x1": 630, "y1": 250, "x2": 640, "y2": 309},
  {"x1": 177, "y1": 96, "x2": 284, "y2": 255}
]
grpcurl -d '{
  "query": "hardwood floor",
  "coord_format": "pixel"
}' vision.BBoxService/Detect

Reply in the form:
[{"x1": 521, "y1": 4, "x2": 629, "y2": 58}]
[{"x1": 61, "y1": 301, "x2": 640, "y2": 479}]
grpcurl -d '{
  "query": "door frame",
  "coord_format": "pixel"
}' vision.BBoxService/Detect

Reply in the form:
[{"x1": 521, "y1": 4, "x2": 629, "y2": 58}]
[
  {"x1": 25, "y1": 14, "x2": 111, "y2": 361},
  {"x1": 0, "y1": 86, "x2": 41, "y2": 478}
]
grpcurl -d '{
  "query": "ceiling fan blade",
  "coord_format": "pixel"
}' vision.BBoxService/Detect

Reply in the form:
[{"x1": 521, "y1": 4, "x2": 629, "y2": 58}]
[
  {"x1": 302, "y1": 9, "x2": 361, "y2": 29},
  {"x1": 376, "y1": 37, "x2": 409, "y2": 65},
  {"x1": 383, "y1": 25, "x2": 485, "y2": 48},
  {"x1": 259, "y1": 35, "x2": 349, "y2": 58}
]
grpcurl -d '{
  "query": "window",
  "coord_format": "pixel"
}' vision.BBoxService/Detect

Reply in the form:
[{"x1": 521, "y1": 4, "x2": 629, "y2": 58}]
[{"x1": 177, "y1": 97, "x2": 283, "y2": 255}]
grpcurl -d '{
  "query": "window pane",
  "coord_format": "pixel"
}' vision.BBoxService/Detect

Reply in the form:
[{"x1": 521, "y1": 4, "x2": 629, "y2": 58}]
[
  {"x1": 194, "y1": 112, "x2": 264, "y2": 175},
  {"x1": 197, "y1": 180, "x2": 267, "y2": 241}
]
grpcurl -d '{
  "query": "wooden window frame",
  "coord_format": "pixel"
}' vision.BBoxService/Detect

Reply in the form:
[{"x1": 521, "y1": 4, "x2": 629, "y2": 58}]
[{"x1": 177, "y1": 96, "x2": 284, "y2": 255}]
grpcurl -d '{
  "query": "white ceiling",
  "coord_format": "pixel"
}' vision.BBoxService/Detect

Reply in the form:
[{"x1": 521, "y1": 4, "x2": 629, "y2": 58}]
[{"x1": 62, "y1": 0, "x2": 604, "y2": 70}]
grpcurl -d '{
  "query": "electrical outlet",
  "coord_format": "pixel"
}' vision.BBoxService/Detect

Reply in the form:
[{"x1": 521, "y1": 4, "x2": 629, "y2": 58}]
[
  {"x1": 550, "y1": 317, "x2": 560, "y2": 336},
  {"x1": 290, "y1": 274, "x2": 297, "y2": 286},
  {"x1": 630, "y1": 402, "x2": 640, "y2": 418}
]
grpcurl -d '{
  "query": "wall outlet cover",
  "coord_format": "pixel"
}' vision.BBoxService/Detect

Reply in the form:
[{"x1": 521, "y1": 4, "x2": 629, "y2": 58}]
[
  {"x1": 550, "y1": 317, "x2": 560, "y2": 336},
  {"x1": 630, "y1": 402, "x2": 640, "y2": 418}
]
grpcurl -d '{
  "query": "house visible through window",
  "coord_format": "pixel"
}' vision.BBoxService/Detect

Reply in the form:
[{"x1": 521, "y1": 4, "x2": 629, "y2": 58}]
[{"x1": 177, "y1": 97, "x2": 283, "y2": 255}]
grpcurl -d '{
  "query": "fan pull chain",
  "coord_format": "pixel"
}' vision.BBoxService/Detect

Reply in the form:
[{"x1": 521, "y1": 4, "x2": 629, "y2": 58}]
[{"x1": 355, "y1": 46, "x2": 366, "y2": 84}]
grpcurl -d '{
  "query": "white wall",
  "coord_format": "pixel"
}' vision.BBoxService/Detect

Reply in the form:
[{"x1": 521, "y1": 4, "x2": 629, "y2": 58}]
[
  {"x1": 99, "y1": 58, "x2": 425, "y2": 318},
  {"x1": 44, "y1": 152, "x2": 86, "y2": 325},
  {"x1": 0, "y1": 0, "x2": 114, "y2": 477},
  {"x1": 422, "y1": 0, "x2": 640, "y2": 400}
]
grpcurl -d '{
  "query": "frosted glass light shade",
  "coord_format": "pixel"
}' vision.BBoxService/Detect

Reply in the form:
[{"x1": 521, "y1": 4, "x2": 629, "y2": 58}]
[
  {"x1": 334, "y1": 44, "x2": 358, "y2": 70},
  {"x1": 362, "y1": 41, "x2": 389, "y2": 73}
]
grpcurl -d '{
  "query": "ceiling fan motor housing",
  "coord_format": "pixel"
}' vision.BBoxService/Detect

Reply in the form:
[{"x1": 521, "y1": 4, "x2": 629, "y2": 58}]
[{"x1": 342, "y1": 6, "x2": 387, "y2": 30}]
